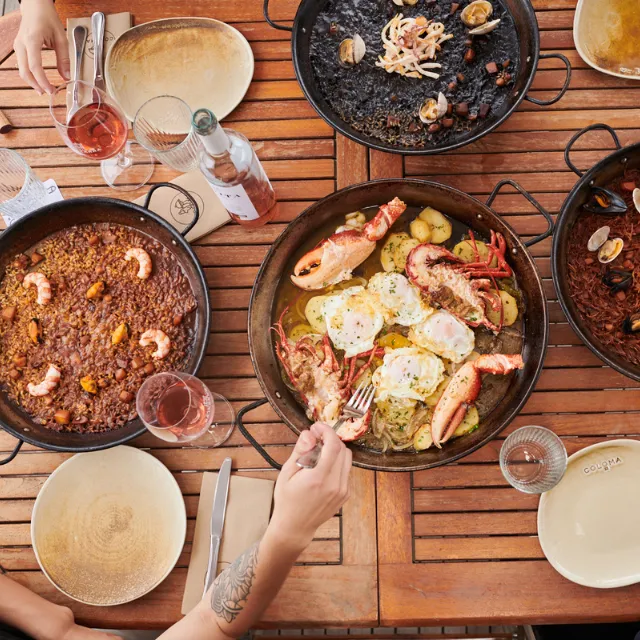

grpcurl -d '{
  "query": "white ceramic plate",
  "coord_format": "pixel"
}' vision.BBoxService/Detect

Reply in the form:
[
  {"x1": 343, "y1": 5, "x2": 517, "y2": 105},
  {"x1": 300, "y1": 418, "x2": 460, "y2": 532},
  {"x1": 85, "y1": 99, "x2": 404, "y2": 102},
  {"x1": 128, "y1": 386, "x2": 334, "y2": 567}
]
[
  {"x1": 31, "y1": 446, "x2": 186, "y2": 605},
  {"x1": 538, "y1": 439, "x2": 640, "y2": 588},
  {"x1": 574, "y1": 0, "x2": 640, "y2": 80},
  {"x1": 105, "y1": 17, "x2": 255, "y2": 122}
]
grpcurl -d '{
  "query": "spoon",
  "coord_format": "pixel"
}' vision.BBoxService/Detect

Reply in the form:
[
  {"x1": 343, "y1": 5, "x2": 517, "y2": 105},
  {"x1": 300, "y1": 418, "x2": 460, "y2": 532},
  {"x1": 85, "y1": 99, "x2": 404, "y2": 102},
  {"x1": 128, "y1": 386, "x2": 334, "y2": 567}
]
[{"x1": 68, "y1": 25, "x2": 88, "y2": 122}]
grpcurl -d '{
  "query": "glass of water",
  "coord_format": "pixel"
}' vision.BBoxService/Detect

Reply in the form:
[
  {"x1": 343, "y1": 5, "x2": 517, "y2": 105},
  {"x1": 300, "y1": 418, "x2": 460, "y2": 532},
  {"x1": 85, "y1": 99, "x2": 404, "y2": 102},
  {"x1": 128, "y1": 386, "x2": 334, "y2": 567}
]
[
  {"x1": 500, "y1": 426, "x2": 567, "y2": 494},
  {"x1": 0, "y1": 149, "x2": 48, "y2": 223},
  {"x1": 133, "y1": 96, "x2": 202, "y2": 172}
]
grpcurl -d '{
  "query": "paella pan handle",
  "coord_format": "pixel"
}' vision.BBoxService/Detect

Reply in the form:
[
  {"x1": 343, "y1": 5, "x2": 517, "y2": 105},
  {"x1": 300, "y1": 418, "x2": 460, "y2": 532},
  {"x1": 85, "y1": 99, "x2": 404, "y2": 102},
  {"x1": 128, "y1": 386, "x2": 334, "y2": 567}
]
[
  {"x1": 564, "y1": 123, "x2": 622, "y2": 177},
  {"x1": 524, "y1": 53, "x2": 572, "y2": 107},
  {"x1": 486, "y1": 179, "x2": 554, "y2": 248},
  {"x1": 142, "y1": 182, "x2": 201, "y2": 238},
  {"x1": 0, "y1": 439, "x2": 23, "y2": 466},
  {"x1": 237, "y1": 399, "x2": 283, "y2": 470},
  {"x1": 263, "y1": 0, "x2": 293, "y2": 32}
]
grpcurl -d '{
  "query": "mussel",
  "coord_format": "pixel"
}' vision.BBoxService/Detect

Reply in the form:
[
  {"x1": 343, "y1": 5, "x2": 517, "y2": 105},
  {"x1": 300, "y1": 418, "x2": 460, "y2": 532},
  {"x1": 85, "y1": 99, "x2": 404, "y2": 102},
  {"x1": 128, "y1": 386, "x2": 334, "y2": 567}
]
[
  {"x1": 623, "y1": 313, "x2": 640, "y2": 334},
  {"x1": 469, "y1": 18, "x2": 501, "y2": 35},
  {"x1": 419, "y1": 92, "x2": 448, "y2": 124},
  {"x1": 598, "y1": 237, "x2": 624, "y2": 263},
  {"x1": 461, "y1": 0, "x2": 493, "y2": 28},
  {"x1": 339, "y1": 34, "x2": 366, "y2": 66},
  {"x1": 584, "y1": 186, "x2": 628, "y2": 216},
  {"x1": 602, "y1": 269, "x2": 633, "y2": 294}
]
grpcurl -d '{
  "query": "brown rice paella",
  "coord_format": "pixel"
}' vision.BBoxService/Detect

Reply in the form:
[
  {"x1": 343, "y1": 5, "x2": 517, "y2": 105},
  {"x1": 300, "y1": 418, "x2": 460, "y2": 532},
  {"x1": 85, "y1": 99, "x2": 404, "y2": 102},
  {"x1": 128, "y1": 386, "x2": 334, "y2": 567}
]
[{"x1": 0, "y1": 223, "x2": 197, "y2": 433}]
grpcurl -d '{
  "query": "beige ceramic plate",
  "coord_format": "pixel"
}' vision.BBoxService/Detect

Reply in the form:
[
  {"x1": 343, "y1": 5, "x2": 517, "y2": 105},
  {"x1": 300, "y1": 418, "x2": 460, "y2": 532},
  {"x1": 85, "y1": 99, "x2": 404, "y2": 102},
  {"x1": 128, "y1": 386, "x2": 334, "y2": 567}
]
[
  {"x1": 538, "y1": 439, "x2": 640, "y2": 588},
  {"x1": 574, "y1": 0, "x2": 640, "y2": 80},
  {"x1": 31, "y1": 446, "x2": 186, "y2": 605},
  {"x1": 105, "y1": 17, "x2": 254, "y2": 122}
]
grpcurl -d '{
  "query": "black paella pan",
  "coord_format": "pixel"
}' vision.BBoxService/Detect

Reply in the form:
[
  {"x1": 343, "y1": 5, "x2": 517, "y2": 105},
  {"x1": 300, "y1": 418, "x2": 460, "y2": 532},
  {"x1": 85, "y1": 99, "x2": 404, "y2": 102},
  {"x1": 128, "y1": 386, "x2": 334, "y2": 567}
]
[
  {"x1": 238, "y1": 178, "x2": 552, "y2": 472},
  {"x1": 263, "y1": 0, "x2": 571, "y2": 154},
  {"x1": 0, "y1": 184, "x2": 211, "y2": 465},
  {"x1": 553, "y1": 123, "x2": 640, "y2": 382}
]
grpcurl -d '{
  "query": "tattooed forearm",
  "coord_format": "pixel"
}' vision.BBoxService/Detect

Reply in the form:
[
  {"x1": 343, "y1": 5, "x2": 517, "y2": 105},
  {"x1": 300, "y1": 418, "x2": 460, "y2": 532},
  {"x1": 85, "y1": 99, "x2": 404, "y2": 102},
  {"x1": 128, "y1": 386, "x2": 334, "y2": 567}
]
[{"x1": 210, "y1": 542, "x2": 260, "y2": 623}]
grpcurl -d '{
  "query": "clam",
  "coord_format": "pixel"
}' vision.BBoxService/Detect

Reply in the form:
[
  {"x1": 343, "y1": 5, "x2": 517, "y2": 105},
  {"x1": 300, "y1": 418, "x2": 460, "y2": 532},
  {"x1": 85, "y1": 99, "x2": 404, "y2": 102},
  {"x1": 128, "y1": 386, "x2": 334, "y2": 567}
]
[
  {"x1": 461, "y1": 0, "x2": 493, "y2": 28},
  {"x1": 598, "y1": 237, "x2": 624, "y2": 263},
  {"x1": 392, "y1": 0, "x2": 418, "y2": 5},
  {"x1": 339, "y1": 34, "x2": 366, "y2": 66},
  {"x1": 469, "y1": 18, "x2": 501, "y2": 35},
  {"x1": 624, "y1": 313, "x2": 640, "y2": 334},
  {"x1": 584, "y1": 186, "x2": 628, "y2": 216},
  {"x1": 633, "y1": 188, "x2": 640, "y2": 214},
  {"x1": 602, "y1": 269, "x2": 633, "y2": 294},
  {"x1": 587, "y1": 225, "x2": 610, "y2": 252},
  {"x1": 419, "y1": 92, "x2": 448, "y2": 124}
]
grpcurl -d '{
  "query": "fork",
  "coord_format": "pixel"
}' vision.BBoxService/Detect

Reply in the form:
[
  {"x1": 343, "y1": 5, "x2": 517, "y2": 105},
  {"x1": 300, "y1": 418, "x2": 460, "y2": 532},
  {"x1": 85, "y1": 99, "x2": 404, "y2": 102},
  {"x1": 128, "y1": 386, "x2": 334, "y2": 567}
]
[{"x1": 296, "y1": 382, "x2": 376, "y2": 469}]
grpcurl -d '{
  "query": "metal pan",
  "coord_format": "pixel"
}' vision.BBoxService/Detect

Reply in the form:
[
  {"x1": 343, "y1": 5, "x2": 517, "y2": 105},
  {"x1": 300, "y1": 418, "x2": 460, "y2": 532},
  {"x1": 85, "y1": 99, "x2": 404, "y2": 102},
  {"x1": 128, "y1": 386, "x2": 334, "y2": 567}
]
[
  {"x1": 263, "y1": 0, "x2": 571, "y2": 155},
  {"x1": 553, "y1": 123, "x2": 640, "y2": 381},
  {"x1": 0, "y1": 184, "x2": 211, "y2": 465},
  {"x1": 238, "y1": 178, "x2": 551, "y2": 472}
]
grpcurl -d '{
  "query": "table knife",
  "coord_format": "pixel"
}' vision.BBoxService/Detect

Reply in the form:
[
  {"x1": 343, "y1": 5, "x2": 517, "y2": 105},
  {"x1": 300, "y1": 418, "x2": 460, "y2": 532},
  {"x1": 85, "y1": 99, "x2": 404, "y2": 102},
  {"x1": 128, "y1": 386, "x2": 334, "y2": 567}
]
[
  {"x1": 203, "y1": 457, "x2": 232, "y2": 596},
  {"x1": 91, "y1": 12, "x2": 106, "y2": 92}
]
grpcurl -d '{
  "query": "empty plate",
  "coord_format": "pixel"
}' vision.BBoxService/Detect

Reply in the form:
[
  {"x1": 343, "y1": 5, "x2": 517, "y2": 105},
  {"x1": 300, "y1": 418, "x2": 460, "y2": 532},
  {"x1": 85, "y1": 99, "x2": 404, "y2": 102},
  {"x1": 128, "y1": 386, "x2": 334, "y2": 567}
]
[
  {"x1": 105, "y1": 17, "x2": 254, "y2": 122},
  {"x1": 31, "y1": 446, "x2": 186, "y2": 605},
  {"x1": 538, "y1": 439, "x2": 640, "y2": 588}
]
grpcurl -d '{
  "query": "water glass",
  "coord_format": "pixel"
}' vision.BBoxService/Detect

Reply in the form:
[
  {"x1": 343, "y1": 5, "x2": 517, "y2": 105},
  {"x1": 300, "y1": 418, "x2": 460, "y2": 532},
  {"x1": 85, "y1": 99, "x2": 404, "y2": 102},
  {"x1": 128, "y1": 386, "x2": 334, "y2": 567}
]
[
  {"x1": 0, "y1": 149, "x2": 48, "y2": 223},
  {"x1": 136, "y1": 371, "x2": 235, "y2": 447},
  {"x1": 133, "y1": 96, "x2": 202, "y2": 172},
  {"x1": 499, "y1": 426, "x2": 567, "y2": 494}
]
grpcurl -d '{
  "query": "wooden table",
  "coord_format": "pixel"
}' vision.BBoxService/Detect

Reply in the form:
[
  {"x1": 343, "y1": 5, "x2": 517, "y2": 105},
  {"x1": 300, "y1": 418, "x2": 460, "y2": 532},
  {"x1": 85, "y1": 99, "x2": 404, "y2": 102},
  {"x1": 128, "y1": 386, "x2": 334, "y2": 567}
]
[{"x1": 1, "y1": 0, "x2": 640, "y2": 630}]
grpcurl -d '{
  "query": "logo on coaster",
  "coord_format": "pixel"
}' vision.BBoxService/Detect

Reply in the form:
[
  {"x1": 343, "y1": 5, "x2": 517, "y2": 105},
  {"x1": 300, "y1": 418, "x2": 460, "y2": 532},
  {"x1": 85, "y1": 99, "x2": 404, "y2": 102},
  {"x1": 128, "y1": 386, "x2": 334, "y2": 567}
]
[
  {"x1": 583, "y1": 456, "x2": 623, "y2": 475},
  {"x1": 86, "y1": 30, "x2": 116, "y2": 59},
  {"x1": 170, "y1": 191, "x2": 204, "y2": 227}
]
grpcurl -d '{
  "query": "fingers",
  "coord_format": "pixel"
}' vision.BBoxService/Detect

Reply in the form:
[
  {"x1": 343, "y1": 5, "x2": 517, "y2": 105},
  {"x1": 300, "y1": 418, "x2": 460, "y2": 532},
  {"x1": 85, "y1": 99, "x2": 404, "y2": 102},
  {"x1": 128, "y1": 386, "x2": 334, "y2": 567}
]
[
  {"x1": 53, "y1": 28, "x2": 70, "y2": 80},
  {"x1": 26, "y1": 41, "x2": 54, "y2": 94},
  {"x1": 278, "y1": 428, "x2": 318, "y2": 482},
  {"x1": 314, "y1": 423, "x2": 346, "y2": 473},
  {"x1": 15, "y1": 42, "x2": 43, "y2": 95}
]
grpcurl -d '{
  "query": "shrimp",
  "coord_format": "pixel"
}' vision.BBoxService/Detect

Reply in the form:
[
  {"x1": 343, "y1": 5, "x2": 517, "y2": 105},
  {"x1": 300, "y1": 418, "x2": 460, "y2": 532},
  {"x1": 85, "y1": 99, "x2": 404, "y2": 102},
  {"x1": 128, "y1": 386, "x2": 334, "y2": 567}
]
[
  {"x1": 27, "y1": 364, "x2": 61, "y2": 397},
  {"x1": 23, "y1": 272, "x2": 52, "y2": 305},
  {"x1": 125, "y1": 248, "x2": 152, "y2": 280},
  {"x1": 140, "y1": 329, "x2": 171, "y2": 359}
]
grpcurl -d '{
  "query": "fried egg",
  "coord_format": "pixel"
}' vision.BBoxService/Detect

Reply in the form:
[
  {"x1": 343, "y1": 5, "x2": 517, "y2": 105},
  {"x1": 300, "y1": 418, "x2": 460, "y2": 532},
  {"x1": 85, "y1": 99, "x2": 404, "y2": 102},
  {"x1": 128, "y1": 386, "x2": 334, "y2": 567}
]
[
  {"x1": 321, "y1": 286, "x2": 385, "y2": 357},
  {"x1": 408, "y1": 310, "x2": 475, "y2": 363},
  {"x1": 372, "y1": 347, "x2": 444, "y2": 402},
  {"x1": 367, "y1": 272, "x2": 432, "y2": 326}
]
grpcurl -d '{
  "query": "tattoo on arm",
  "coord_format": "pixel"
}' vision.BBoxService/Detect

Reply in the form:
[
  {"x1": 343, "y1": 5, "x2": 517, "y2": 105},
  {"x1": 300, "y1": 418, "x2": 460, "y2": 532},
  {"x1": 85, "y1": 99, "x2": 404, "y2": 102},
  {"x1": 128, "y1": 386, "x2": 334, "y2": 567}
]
[{"x1": 210, "y1": 542, "x2": 260, "y2": 623}]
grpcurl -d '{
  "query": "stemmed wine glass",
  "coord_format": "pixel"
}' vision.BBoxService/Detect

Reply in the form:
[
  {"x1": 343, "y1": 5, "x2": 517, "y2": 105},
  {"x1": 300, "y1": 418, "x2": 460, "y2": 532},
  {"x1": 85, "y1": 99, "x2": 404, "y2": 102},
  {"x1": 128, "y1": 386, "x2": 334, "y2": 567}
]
[
  {"x1": 49, "y1": 80, "x2": 154, "y2": 191},
  {"x1": 137, "y1": 372, "x2": 235, "y2": 447}
]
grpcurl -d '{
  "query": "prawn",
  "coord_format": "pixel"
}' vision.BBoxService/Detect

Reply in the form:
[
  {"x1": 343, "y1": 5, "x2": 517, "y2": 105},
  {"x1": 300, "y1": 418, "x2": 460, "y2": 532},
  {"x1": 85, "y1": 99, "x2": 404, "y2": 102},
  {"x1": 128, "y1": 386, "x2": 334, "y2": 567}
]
[
  {"x1": 23, "y1": 272, "x2": 52, "y2": 305},
  {"x1": 140, "y1": 329, "x2": 171, "y2": 359},
  {"x1": 125, "y1": 248, "x2": 152, "y2": 280},
  {"x1": 27, "y1": 364, "x2": 61, "y2": 397}
]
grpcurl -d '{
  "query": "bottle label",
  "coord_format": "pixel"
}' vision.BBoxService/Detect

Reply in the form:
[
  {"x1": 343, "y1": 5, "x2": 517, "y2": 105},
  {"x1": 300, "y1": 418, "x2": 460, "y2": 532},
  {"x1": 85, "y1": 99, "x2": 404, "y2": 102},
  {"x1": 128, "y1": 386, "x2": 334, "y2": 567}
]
[{"x1": 209, "y1": 183, "x2": 260, "y2": 220}]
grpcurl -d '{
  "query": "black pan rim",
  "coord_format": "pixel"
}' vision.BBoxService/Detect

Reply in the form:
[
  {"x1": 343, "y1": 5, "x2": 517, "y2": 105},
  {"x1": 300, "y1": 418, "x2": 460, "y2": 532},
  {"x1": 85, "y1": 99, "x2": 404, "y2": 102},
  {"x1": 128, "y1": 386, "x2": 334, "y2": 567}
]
[
  {"x1": 0, "y1": 196, "x2": 212, "y2": 452},
  {"x1": 290, "y1": 0, "x2": 541, "y2": 155},
  {"x1": 553, "y1": 143, "x2": 640, "y2": 383},
  {"x1": 248, "y1": 177, "x2": 548, "y2": 471}
]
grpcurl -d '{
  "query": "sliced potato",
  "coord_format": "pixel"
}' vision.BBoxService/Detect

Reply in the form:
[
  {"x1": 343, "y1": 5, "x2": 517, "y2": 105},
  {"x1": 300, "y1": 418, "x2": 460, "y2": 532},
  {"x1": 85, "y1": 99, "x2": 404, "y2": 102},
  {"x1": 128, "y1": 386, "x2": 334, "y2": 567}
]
[
  {"x1": 353, "y1": 364, "x2": 373, "y2": 386},
  {"x1": 304, "y1": 295, "x2": 328, "y2": 334},
  {"x1": 380, "y1": 232, "x2": 409, "y2": 272},
  {"x1": 378, "y1": 397, "x2": 417, "y2": 426},
  {"x1": 419, "y1": 206, "x2": 452, "y2": 244},
  {"x1": 378, "y1": 332, "x2": 412, "y2": 349},
  {"x1": 410, "y1": 218, "x2": 432, "y2": 243},
  {"x1": 289, "y1": 323, "x2": 315, "y2": 342},
  {"x1": 452, "y1": 406, "x2": 480, "y2": 438},
  {"x1": 452, "y1": 239, "x2": 498, "y2": 267},
  {"x1": 413, "y1": 423, "x2": 434, "y2": 451},
  {"x1": 486, "y1": 289, "x2": 519, "y2": 328},
  {"x1": 424, "y1": 376, "x2": 450, "y2": 407},
  {"x1": 394, "y1": 237, "x2": 420, "y2": 271}
]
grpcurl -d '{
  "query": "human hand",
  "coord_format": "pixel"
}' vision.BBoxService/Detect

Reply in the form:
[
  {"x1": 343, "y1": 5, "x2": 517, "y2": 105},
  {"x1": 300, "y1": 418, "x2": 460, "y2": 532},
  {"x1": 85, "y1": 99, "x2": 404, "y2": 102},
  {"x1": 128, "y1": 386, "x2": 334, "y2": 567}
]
[
  {"x1": 268, "y1": 423, "x2": 352, "y2": 552},
  {"x1": 14, "y1": 0, "x2": 69, "y2": 95}
]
